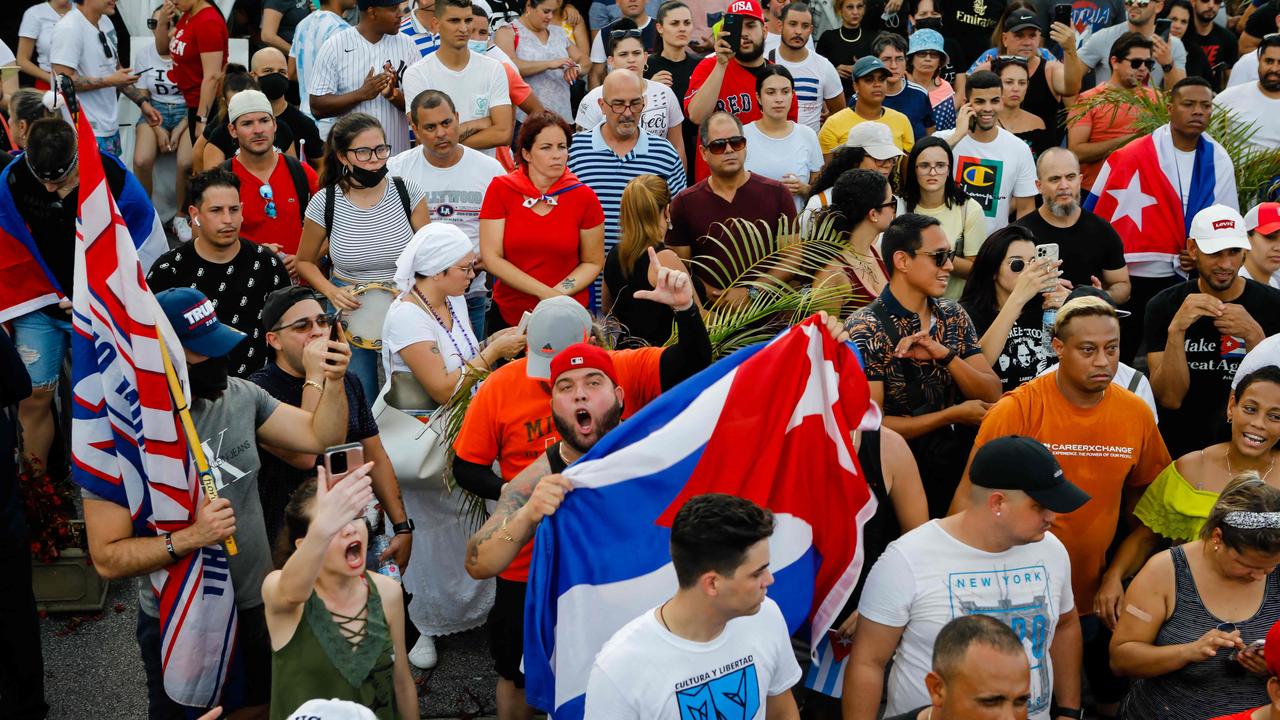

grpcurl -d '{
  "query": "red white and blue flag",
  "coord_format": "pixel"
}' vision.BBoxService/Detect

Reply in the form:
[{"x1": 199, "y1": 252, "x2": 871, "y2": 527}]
[
  {"x1": 1085, "y1": 124, "x2": 1236, "y2": 272},
  {"x1": 68, "y1": 110, "x2": 238, "y2": 709},
  {"x1": 524, "y1": 317, "x2": 881, "y2": 718}
]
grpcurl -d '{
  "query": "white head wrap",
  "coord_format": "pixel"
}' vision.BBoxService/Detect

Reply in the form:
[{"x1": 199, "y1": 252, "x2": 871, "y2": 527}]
[{"x1": 394, "y1": 223, "x2": 473, "y2": 292}]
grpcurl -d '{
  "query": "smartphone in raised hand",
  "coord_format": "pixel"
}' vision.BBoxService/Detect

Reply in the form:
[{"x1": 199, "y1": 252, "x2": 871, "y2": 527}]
[{"x1": 323, "y1": 442, "x2": 364, "y2": 488}]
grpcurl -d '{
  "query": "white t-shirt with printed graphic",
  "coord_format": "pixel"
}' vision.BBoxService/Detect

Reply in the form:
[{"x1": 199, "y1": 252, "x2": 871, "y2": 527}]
[
  {"x1": 768, "y1": 48, "x2": 842, "y2": 133},
  {"x1": 134, "y1": 44, "x2": 183, "y2": 106},
  {"x1": 933, "y1": 127, "x2": 1038, "y2": 237},
  {"x1": 584, "y1": 596, "x2": 802, "y2": 719},
  {"x1": 49, "y1": 8, "x2": 119, "y2": 137},
  {"x1": 573, "y1": 79, "x2": 684, "y2": 139},
  {"x1": 401, "y1": 50, "x2": 511, "y2": 157},
  {"x1": 858, "y1": 520, "x2": 1074, "y2": 720}
]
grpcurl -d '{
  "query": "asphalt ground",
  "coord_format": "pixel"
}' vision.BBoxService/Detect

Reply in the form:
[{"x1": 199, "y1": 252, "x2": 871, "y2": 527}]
[{"x1": 39, "y1": 579, "x2": 500, "y2": 719}]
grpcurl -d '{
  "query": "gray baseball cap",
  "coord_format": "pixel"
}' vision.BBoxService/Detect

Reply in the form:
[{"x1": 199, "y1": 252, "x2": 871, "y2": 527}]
[{"x1": 526, "y1": 296, "x2": 593, "y2": 380}]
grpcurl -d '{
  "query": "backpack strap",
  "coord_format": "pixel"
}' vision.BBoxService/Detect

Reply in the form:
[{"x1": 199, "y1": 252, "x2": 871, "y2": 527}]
[
  {"x1": 767, "y1": 49, "x2": 776, "y2": 63},
  {"x1": 324, "y1": 182, "x2": 336, "y2": 240},
  {"x1": 1127, "y1": 368, "x2": 1144, "y2": 393},
  {"x1": 391, "y1": 176, "x2": 413, "y2": 223},
  {"x1": 282, "y1": 154, "x2": 312, "y2": 216}
]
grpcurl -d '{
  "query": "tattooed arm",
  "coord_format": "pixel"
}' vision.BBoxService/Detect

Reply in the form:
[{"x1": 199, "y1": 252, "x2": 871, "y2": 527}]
[{"x1": 464, "y1": 456, "x2": 573, "y2": 579}]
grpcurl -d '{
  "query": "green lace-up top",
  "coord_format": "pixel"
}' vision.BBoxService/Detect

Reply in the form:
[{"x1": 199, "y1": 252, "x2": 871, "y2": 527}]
[{"x1": 269, "y1": 574, "x2": 399, "y2": 719}]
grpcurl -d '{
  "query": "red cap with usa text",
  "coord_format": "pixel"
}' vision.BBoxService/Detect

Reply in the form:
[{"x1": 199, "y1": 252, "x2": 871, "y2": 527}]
[
  {"x1": 550, "y1": 343, "x2": 619, "y2": 386},
  {"x1": 726, "y1": 0, "x2": 764, "y2": 20}
]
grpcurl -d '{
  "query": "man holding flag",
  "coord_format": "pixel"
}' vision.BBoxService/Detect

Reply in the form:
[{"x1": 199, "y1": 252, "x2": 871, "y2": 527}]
[{"x1": 1084, "y1": 75, "x2": 1237, "y2": 365}]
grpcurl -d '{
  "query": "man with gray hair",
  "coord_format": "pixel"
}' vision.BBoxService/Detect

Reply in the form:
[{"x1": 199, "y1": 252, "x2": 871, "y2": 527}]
[
  {"x1": 1014, "y1": 147, "x2": 1131, "y2": 304},
  {"x1": 883, "y1": 615, "x2": 1033, "y2": 720},
  {"x1": 568, "y1": 69, "x2": 687, "y2": 305}
]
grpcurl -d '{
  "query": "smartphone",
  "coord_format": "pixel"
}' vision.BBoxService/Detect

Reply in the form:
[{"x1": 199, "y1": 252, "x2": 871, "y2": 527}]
[
  {"x1": 1155, "y1": 17, "x2": 1171, "y2": 43},
  {"x1": 706, "y1": 11, "x2": 723, "y2": 27},
  {"x1": 1036, "y1": 243, "x2": 1060, "y2": 292},
  {"x1": 516, "y1": 310, "x2": 532, "y2": 335},
  {"x1": 722, "y1": 13, "x2": 743, "y2": 51},
  {"x1": 1053, "y1": 3, "x2": 1072, "y2": 28},
  {"x1": 969, "y1": 112, "x2": 978, "y2": 132},
  {"x1": 324, "y1": 442, "x2": 364, "y2": 488}
]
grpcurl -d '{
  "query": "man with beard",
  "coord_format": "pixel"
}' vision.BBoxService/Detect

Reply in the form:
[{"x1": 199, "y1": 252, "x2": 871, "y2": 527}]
[
  {"x1": 453, "y1": 265, "x2": 708, "y2": 720},
  {"x1": 148, "y1": 168, "x2": 292, "y2": 379},
  {"x1": 1015, "y1": 147, "x2": 1131, "y2": 304},
  {"x1": 1146, "y1": 204, "x2": 1280, "y2": 458},
  {"x1": 936, "y1": 70, "x2": 1036, "y2": 236},
  {"x1": 949, "y1": 297, "x2": 1169, "y2": 720},
  {"x1": 215, "y1": 89, "x2": 319, "y2": 258},
  {"x1": 818, "y1": 55, "x2": 914, "y2": 159},
  {"x1": 1185, "y1": 0, "x2": 1239, "y2": 87},
  {"x1": 1214, "y1": 33, "x2": 1280, "y2": 149},
  {"x1": 1068, "y1": 32, "x2": 1160, "y2": 190},
  {"x1": 767, "y1": 2, "x2": 844, "y2": 133},
  {"x1": 685, "y1": 0, "x2": 797, "y2": 180},
  {"x1": 81, "y1": 286, "x2": 351, "y2": 720},
  {"x1": 568, "y1": 69, "x2": 687, "y2": 302}
]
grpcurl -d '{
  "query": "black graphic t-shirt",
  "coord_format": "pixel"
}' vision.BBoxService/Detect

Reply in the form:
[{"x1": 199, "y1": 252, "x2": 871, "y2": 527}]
[
  {"x1": 1145, "y1": 279, "x2": 1280, "y2": 457},
  {"x1": 148, "y1": 238, "x2": 291, "y2": 378},
  {"x1": 1014, "y1": 210, "x2": 1127, "y2": 291},
  {"x1": 943, "y1": 0, "x2": 1006, "y2": 70},
  {"x1": 962, "y1": 299, "x2": 1053, "y2": 393}
]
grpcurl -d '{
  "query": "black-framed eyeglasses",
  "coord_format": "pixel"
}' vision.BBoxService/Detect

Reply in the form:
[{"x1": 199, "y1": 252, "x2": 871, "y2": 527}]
[
  {"x1": 271, "y1": 313, "x2": 337, "y2": 333},
  {"x1": 97, "y1": 30, "x2": 115, "y2": 59},
  {"x1": 912, "y1": 248, "x2": 957, "y2": 267},
  {"x1": 346, "y1": 144, "x2": 393, "y2": 161},
  {"x1": 1123, "y1": 57, "x2": 1156, "y2": 70},
  {"x1": 877, "y1": 195, "x2": 898, "y2": 210},
  {"x1": 706, "y1": 135, "x2": 746, "y2": 154},
  {"x1": 605, "y1": 97, "x2": 645, "y2": 113}
]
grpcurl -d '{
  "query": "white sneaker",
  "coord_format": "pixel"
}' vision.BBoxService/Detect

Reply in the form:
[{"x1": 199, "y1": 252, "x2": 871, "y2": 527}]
[
  {"x1": 172, "y1": 216, "x2": 192, "y2": 243},
  {"x1": 408, "y1": 635, "x2": 437, "y2": 669}
]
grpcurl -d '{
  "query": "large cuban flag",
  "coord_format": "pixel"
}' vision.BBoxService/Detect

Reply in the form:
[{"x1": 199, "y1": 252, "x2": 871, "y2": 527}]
[
  {"x1": 68, "y1": 108, "x2": 238, "y2": 710},
  {"x1": 524, "y1": 316, "x2": 881, "y2": 719}
]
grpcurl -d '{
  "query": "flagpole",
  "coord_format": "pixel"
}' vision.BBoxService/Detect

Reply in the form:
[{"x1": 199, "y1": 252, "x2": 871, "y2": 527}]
[{"x1": 156, "y1": 335, "x2": 239, "y2": 557}]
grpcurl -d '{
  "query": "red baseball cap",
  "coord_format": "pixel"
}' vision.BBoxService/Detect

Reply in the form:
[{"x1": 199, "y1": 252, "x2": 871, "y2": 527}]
[
  {"x1": 726, "y1": 0, "x2": 764, "y2": 21},
  {"x1": 1246, "y1": 202, "x2": 1280, "y2": 236},
  {"x1": 550, "y1": 343, "x2": 619, "y2": 386}
]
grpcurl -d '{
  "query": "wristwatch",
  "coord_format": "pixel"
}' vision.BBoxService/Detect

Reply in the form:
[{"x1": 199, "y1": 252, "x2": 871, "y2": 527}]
[
  {"x1": 938, "y1": 348, "x2": 958, "y2": 366},
  {"x1": 392, "y1": 519, "x2": 416, "y2": 535},
  {"x1": 1161, "y1": 63, "x2": 1173, "y2": 73},
  {"x1": 1055, "y1": 708, "x2": 1084, "y2": 720}
]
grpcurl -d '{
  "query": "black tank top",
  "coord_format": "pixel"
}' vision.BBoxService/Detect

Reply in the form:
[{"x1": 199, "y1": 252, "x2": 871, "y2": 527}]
[
  {"x1": 1022, "y1": 57, "x2": 1064, "y2": 147},
  {"x1": 547, "y1": 442, "x2": 569, "y2": 474},
  {"x1": 834, "y1": 431, "x2": 901, "y2": 623}
]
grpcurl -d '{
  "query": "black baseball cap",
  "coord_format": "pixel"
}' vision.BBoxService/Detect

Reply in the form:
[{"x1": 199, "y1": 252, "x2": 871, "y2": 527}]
[
  {"x1": 261, "y1": 286, "x2": 325, "y2": 333},
  {"x1": 1005, "y1": 8, "x2": 1041, "y2": 34},
  {"x1": 970, "y1": 436, "x2": 1090, "y2": 513},
  {"x1": 1064, "y1": 285, "x2": 1131, "y2": 318}
]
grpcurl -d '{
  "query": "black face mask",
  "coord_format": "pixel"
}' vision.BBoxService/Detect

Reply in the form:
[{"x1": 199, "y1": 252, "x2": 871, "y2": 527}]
[
  {"x1": 913, "y1": 17, "x2": 943, "y2": 32},
  {"x1": 189, "y1": 356, "x2": 229, "y2": 400},
  {"x1": 346, "y1": 163, "x2": 389, "y2": 188},
  {"x1": 258, "y1": 72, "x2": 289, "y2": 101}
]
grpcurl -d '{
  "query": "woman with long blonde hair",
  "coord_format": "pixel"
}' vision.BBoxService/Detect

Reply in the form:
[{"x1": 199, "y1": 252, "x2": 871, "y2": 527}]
[{"x1": 601, "y1": 174, "x2": 689, "y2": 347}]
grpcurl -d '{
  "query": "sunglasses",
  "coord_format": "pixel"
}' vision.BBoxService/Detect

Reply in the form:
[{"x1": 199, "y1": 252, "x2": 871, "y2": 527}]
[
  {"x1": 1123, "y1": 57, "x2": 1156, "y2": 70},
  {"x1": 346, "y1": 144, "x2": 393, "y2": 162},
  {"x1": 259, "y1": 184, "x2": 277, "y2": 219},
  {"x1": 706, "y1": 135, "x2": 747, "y2": 154},
  {"x1": 272, "y1": 313, "x2": 337, "y2": 333},
  {"x1": 610, "y1": 28, "x2": 643, "y2": 40},
  {"x1": 912, "y1": 248, "x2": 957, "y2": 267},
  {"x1": 147, "y1": 18, "x2": 158, "y2": 29},
  {"x1": 878, "y1": 195, "x2": 898, "y2": 210},
  {"x1": 995, "y1": 54, "x2": 1029, "y2": 66},
  {"x1": 1123, "y1": 0, "x2": 1151, "y2": 7},
  {"x1": 97, "y1": 30, "x2": 115, "y2": 59}
]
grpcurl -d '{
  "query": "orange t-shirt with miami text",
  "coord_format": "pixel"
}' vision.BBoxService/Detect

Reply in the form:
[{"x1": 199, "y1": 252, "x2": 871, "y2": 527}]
[
  {"x1": 971, "y1": 372, "x2": 1171, "y2": 614},
  {"x1": 453, "y1": 348, "x2": 663, "y2": 582}
]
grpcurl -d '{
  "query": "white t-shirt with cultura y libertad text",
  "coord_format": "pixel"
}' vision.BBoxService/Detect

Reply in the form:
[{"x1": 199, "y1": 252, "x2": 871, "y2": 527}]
[{"x1": 583, "y1": 596, "x2": 802, "y2": 719}]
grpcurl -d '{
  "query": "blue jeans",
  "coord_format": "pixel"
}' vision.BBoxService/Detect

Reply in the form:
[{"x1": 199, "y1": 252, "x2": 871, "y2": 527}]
[
  {"x1": 95, "y1": 132, "x2": 122, "y2": 158},
  {"x1": 12, "y1": 311, "x2": 72, "y2": 389},
  {"x1": 466, "y1": 294, "x2": 487, "y2": 340},
  {"x1": 329, "y1": 276, "x2": 382, "y2": 402}
]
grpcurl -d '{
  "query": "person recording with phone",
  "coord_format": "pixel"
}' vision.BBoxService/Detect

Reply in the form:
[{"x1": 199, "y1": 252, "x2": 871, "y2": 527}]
[{"x1": 81, "y1": 286, "x2": 351, "y2": 720}]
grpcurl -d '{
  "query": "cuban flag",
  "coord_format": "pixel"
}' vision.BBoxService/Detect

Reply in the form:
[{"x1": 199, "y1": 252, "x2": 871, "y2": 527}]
[
  {"x1": 68, "y1": 110, "x2": 238, "y2": 709},
  {"x1": 524, "y1": 316, "x2": 881, "y2": 718},
  {"x1": 1085, "y1": 124, "x2": 1236, "y2": 273},
  {"x1": 0, "y1": 144, "x2": 168, "y2": 323}
]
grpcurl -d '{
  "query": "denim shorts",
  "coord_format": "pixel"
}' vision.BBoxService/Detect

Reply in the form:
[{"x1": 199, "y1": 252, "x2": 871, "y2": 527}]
[
  {"x1": 11, "y1": 311, "x2": 72, "y2": 389},
  {"x1": 153, "y1": 102, "x2": 187, "y2": 132},
  {"x1": 95, "y1": 132, "x2": 122, "y2": 158}
]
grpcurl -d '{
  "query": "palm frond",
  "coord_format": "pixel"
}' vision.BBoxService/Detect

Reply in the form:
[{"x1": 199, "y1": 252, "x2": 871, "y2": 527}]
[
  {"x1": 436, "y1": 366, "x2": 491, "y2": 531},
  {"x1": 1068, "y1": 86, "x2": 1280, "y2": 208}
]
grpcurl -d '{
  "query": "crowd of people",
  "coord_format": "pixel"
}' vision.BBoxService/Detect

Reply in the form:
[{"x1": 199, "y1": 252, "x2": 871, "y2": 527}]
[{"x1": 5, "y1": 0, "x2": 1280, "y2": 718}]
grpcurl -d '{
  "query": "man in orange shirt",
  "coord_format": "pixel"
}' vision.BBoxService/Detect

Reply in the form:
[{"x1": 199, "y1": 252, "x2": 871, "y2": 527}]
[
  {"x1": 950, "y1": 294, "x2": 1170, "y2": 718},
  {"x1": 1068, "y1": 31, "x2": 1161, "y2": 190}
]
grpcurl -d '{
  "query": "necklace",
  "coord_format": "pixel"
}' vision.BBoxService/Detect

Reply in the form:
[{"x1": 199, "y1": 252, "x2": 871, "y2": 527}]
[
  {"x1": 838, "y1": 25, "x2": 862, "y2": 43},
  {"x1": 658, "y1": 600, "x2": 672, "y2": 632},
  {"x1": 1226, "y1": 446, "x2": 1276, "y2": 484},
  {"x1": 411, "y1": 286, "x2": 477, "y2": 361},
  {"x1": 557, "y1": 441, "x2": 575, "y2": 467}
]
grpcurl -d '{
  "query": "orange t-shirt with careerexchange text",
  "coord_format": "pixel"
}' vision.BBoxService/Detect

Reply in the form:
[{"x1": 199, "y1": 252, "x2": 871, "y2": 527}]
[
  {"x1": 971, "y1": 372, "x2": 1171, "y2": 614},
  {"x1": 453, "y1": 347, "x2": 664, "y2": 581}
]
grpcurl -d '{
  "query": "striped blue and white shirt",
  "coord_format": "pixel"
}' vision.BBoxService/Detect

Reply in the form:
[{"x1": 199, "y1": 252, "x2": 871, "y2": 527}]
[
  {"x1": 568, "y1": 126, "x2": 687, "y2": 304},
  {"x1": 289, "y1": 9, "x2": 350, "y2": 127},
  {"x1": 399, "y1": 13, "x2": 439, "y2": 58}
]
